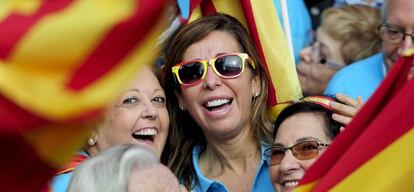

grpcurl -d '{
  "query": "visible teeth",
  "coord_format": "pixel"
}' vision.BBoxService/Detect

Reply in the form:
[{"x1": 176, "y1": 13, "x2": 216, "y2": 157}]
[
  {"x1": 206, "y1": 99, "x2": 230, "y2": 107},
  {"x1": 133, "y1": 129, "x2": 157, "y2": 136},
  {"x1": 284, "y1": 181, "x2": 299, "y2": 187}
]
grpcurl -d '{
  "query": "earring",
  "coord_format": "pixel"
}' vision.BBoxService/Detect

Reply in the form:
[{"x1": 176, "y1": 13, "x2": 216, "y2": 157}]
[
  {"x1": 253, "y1": 92, "x2": 260, "y2": 98},
  {"x1": 88, "y1": 131, "x2": 97, "y2": 146},
  {"x1": 179, "y1": 101, "x2": 185, "y2": 110}
]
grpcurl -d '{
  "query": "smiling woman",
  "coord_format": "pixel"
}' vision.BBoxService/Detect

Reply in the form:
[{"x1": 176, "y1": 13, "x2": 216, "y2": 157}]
[
  {"x1": 161, "y1": 13, "x2": 273, "y2": 192},
  {"x1": 266, "y1": 96, "x2": 344, "y2": 191},
  {"x1": 50, "y1": 66, "x2": 170, "y2": 192}
]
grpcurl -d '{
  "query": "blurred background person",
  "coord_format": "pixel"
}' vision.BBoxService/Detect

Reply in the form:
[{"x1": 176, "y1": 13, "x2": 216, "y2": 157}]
[
  {"x1": 68, "y1": 144, "x2": 185, "y2": 192},
  {"x1": 325, "y1": 0, "x2": 414, "y2": 100},
  {"x1": 51, "y1": 66, "x2": 170, "y2": 192},
  {"x1": 297, "y1": 5, "x2": 381, "y2": 95}
]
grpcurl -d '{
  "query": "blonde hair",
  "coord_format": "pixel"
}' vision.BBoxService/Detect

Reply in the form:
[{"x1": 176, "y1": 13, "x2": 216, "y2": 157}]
[{"x1": 321, "y1": 5, "x2": 381, "y2": 64}]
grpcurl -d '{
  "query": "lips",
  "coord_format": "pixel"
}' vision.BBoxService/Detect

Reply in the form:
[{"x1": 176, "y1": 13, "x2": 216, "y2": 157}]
[
  {"x1": 203, "y1": 97, "x2": 233, "y2": 111},
  {"x1": 131, "y1": 128, "x2": 158, "y2": 143},
  {"x1": 281, "y1": 180, "x2": 299, "y2": 192}
]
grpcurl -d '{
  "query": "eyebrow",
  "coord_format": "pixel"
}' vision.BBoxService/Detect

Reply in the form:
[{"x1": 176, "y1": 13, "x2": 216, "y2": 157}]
[
  {"x1": 272, "y1": 137, "x2": 321, "y2": 147},
  {"x1": 127, "y1": 88, "x2": 165, "y2": 95}
]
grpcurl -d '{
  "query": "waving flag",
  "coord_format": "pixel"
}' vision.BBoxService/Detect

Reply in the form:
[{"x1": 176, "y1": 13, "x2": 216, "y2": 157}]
[
  {"x1": 0, "y1": 0, "x2": 167, "y2": 191},
  {"x1": 185, "y1": 0, "x2": 302, "y2": 119},
  {"x1": 295, "y1": 50, "x2": 414, "y2": 191}
]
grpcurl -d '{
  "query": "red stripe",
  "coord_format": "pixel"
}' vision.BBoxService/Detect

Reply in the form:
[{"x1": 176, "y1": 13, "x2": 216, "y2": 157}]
[
  {"x1": 300, "y1": 55, "x2": 414, "y2": 190},
  {"x1": 0, "y1": 95, "x2": 49, "y2": 132},
  {"x1": 66, "y1": 0, "x2": 164, "y2": 90},
  {"x1": 239, "y1": 0, "x2": 277, "y2": 106},
  {"x1": 189, "y1": 0, "x2": 202, "y2": 20},
  {"x1": 0, "y1": 0, "x2": 73, "y2": 59},
  {"x1": 0, "y1": 94, "x2": 103, "y2": 132},
  {"x1": 0, "y1": 134, "x2": 55, "y2": 191},
  {"x1": 200, "y1": 0, "x2": 217, "y2": 16}
]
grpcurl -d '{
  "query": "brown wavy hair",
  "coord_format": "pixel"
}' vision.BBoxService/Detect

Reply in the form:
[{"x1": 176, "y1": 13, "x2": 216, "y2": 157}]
[
  {"x1": 160, "y1": 13, "x2": 272, "y2": 189},
  {"x1": 321, "y1": 5, "x2": 381, "y2": 64}
]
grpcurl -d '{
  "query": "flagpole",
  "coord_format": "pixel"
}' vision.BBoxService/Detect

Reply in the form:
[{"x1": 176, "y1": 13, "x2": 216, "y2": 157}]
[{"x1": 279, "y1": 0, "x2": 294, "y2": 62}]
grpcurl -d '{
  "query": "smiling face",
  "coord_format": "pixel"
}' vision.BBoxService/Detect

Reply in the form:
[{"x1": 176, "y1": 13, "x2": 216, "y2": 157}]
[
  {"x1": 176, "y1": 30, "x2": 260, "y2": 140},
  {"x1": 269, "y1": 112, "x2": 331, "y2": 191},
  {"x1": 382, "y1": 0, "x2": 414, "y2": 70},
  {"x1": 296, "y1": 28, "x2": 346, "y2": 95},
  {"x1": 94, "y1": 67, "x2": 169, "y2": 158}
]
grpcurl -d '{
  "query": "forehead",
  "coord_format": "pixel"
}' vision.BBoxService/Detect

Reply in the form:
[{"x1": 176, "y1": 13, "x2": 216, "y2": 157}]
[
  {"x1": 387, "y1": 0, "x2": 414, "y2": 30},
  {"x1": 127, "y1": 67, "x2": 161, "y2": 92},
  {"x1": 182, "y1": 30, "x2": 242, "y2": 61},
  {"x1": 274, "y1": 112, "x2": 328, "y2": 144}
]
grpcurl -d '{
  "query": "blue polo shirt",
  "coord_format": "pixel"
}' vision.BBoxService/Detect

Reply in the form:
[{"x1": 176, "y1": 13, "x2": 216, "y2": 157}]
[
  {"x1": 324, "y1": 53, "x2": 385, "y2": 101},
  {"x1": 191, "y1": 144, "x2": 273, "y2": 192}
]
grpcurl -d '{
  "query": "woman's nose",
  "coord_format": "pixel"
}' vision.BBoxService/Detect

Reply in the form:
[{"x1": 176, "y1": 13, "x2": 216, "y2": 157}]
[
  {"x1": 203, "y1": 66, "x2": 222, "y2": 89},
  {"x1": 141, "y1": 102, "x2": 158, "y2": 119},
  {"x1": 279, "y1": 150, "x2": 301, "y2": 174}
]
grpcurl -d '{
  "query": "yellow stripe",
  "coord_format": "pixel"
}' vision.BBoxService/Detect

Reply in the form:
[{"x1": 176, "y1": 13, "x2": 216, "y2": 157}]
[
  {"x1": 250, "y1": 1, "x2": 302, "y2": 119},
  {"x1": 0, "y1": 0, "x2": 42, "y2": 21},
  {"x1": 0, "y1": 1, "x2": 166, "y2": 121},
  {"x1": 188, "y1": 6, "x2": 202, "y2": 23},
  {"x1": 22, "y1": 121, "x2": 97, "y2": 168},
  {"x1": 212, "y1": 0, "x2": 247, "y2": 27},
  {"x1": 331, "y1": 128, "x2": 414, "y2": 191}
]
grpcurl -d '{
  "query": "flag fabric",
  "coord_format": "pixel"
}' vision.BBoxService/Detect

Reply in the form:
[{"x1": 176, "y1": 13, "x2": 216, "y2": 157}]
[
  {"x1": 185, "y1": 0, "x2": 303, "y2": 119},
  {"x1": 295, "y1": 51, "x2": 414, "y2": 192},
  {"x1": 0, "y1": 1, "x2": 167, "y2": 191}
]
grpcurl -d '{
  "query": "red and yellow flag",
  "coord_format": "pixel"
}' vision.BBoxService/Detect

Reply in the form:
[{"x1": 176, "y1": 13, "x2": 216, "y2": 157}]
[
  {"x1": 186, "y1": 0, "x2": 302, "y2": 119},
  {"x1": 0, "y1": 0, "x2": 167, "y2": 191},
  {"x1": 295, "y1": 51, "x2": 414, "y2": 191}
]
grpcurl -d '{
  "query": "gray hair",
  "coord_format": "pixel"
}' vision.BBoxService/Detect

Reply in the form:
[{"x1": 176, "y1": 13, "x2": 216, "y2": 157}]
[
  {"x1": 68, "y1": 144, "x2": 158, "y2": 192},
  {"x1": 381, "y1": 0, "x2": 388, "y2": 21}
]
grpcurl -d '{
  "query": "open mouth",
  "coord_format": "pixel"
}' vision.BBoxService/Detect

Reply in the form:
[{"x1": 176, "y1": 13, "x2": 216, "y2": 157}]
[
  {"x1": 132, "y1": 128, "x2": 157, "y2": 142},
  {"x1": 203, "y1": 98, "x2": 233, "y2": 111},
  {"x1": 283, "y1": 180, "x2": 299, "y2": 189}
]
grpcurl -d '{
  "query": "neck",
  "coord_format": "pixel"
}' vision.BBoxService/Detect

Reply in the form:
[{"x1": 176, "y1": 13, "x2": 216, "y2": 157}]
[{"x1": 200, "y1": 128, "x2": 261, "y2": 174}]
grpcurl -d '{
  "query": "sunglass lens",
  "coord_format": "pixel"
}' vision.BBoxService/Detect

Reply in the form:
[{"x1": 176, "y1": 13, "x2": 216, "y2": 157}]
[
  {"x1": 270, "y1": 148, "x2": 285, "y2": 165},
  {"x1": 293, "y1": 141, "x2": 319, "y2": 160},
  {"x1": 178, "y1": 62, "x2": 205, "y2": 84},
  {"x1": 215, "y1": 55, "x2": 243, "y2": 77}
]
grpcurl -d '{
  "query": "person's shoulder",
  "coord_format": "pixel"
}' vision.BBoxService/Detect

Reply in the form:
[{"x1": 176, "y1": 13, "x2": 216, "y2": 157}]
[
  {"x1": 50, "y1": 172, "x2": 73, "y2": 192},
  {"x1": 334, "y1": 53, "x2": 383, "y2": 78}
]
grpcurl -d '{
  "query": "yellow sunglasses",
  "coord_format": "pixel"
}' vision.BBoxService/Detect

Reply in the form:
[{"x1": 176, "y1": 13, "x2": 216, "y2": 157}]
[{"x1": 172, "y1": 53, "x2": 256, "y2": 86}]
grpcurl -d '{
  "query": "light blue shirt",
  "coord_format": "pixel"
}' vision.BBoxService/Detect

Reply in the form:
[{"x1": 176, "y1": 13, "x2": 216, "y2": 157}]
[
  {"x1": 191, "y1": 144, "x2": 274, "y2": 192},
  {"x1": 50, "y1": 152, "x2": 89, "y2": 192},
  {"x1": 324, "y1": 53, "x2": 385, "y2": 101}
]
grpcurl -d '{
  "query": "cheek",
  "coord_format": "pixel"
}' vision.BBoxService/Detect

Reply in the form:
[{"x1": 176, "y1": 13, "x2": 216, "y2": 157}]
[
  {"x1": 301, "y1": 158, "x2": 318, "y2": 171},
  {"x1": 269, "y1": 165, "x2": 280, "y2": 184}
]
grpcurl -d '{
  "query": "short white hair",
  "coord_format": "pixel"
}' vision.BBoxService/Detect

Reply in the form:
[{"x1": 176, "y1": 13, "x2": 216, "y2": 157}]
[{"x1": 68, "y1": 144, "x2": 158, "y2": 192}]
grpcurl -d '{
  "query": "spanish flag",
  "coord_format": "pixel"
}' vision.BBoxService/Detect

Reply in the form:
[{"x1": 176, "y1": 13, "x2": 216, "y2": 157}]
[
  {"x1": 0, "y1": 1, "x2": 167, "y2": 191},
  {"x1": 186, "y1": 0, "x2": 302, "y2": 119},
  {"x1": 295, "y1": 51, "x2": 414, "y2": 191}
]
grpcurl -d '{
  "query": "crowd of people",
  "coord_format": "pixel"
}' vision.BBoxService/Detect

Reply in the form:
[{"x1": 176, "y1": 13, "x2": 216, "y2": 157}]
[{"x1": 48, "y1": 0, "x2": 414, "y2": 191}]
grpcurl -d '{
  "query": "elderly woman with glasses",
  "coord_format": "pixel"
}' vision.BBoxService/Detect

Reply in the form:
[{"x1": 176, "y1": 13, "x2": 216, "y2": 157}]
[
  {"x1": 297, "y1": 5, "x2": 381, "y2": 95},
  {"x1": 265, "y1": 95, "x2": 361, "y2": 191},
  {"x1": 161, "y1": 13, "x2": 273, "y2": 191}
]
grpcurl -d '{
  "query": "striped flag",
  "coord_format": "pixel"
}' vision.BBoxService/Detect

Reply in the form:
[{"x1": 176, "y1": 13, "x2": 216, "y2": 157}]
[
  {"x1": 0, "y1": 1, "x2": 167, "y2": 191},
  {"x1": 295, "y1": 51, "x2": 414, "y2": 191},
  {"x1": 186, "y1": 0, "x2": 302, "y2": 119}
]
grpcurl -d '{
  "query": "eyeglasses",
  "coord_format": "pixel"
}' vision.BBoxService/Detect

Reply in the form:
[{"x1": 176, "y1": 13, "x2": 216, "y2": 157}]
[
  {"x1": 171, "y1": 53, "x2": 256, "y2": 86},
  {"x1": 310, "y1": 42, "x2": 344, "y2": 70},
  {"x1": 264, "y1": 140, "x2": 329, "y2": 166},
  {"x1": 378, "y1": 23, "x2": 414, "y2": 44}
]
